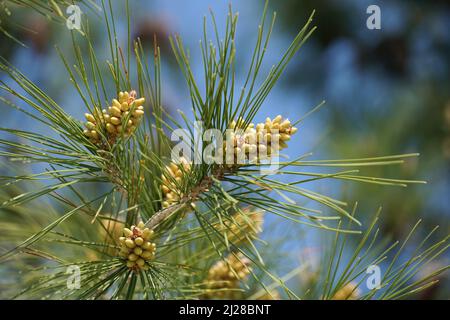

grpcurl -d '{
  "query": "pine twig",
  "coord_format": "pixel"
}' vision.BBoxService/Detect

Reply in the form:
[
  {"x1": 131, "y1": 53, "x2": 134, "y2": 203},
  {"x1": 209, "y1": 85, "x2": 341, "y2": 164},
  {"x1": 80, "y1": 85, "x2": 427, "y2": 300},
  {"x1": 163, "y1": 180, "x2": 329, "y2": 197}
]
[{"x1": 145, "y1": 166, "x2": 230, "y2": 229}]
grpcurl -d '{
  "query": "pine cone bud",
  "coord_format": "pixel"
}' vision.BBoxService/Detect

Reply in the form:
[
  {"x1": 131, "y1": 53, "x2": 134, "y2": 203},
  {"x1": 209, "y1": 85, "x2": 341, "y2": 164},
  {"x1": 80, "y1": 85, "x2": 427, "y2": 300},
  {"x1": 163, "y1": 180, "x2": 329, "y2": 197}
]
[
  {"x1": 161, "y1": 157, "x2": 192, "y2": 208},
  {"x1": 225, "y1": 115, "x2": 298, "y2": 165},
  {"x1": 204, "y1": 253, "x2": 252, "y2": 299},
  {"x1": 83, "y1": 90, "x2": 145, "y2": 147},
  {"x1": 216, "y1": 208, "x2": 264, "y2": 245},
  {"x1": 118, "y1": 221, "x2": 156, "y2": 271},
  {"x1": 331, "y1": 282, "x2": 360, "y2": 300},
  {"x1": 258, "y1": 115, "x2": 297, "y2": 150}
]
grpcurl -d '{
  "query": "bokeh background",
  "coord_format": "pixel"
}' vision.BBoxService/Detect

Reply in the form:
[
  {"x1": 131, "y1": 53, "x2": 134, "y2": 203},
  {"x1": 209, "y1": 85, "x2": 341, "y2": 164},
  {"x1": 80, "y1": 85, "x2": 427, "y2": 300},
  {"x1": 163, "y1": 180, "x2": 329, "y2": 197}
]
[{"x1": 0, "y1": 0, "x2": 449, "y2": 299}]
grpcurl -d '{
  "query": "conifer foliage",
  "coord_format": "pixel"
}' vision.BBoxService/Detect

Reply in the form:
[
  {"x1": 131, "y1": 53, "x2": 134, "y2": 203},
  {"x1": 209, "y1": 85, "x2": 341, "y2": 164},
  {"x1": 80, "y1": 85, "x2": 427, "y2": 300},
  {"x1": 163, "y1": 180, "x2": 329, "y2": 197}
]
[{"x1": 0, "y1": 1, "x2": 447, "y2": 300}]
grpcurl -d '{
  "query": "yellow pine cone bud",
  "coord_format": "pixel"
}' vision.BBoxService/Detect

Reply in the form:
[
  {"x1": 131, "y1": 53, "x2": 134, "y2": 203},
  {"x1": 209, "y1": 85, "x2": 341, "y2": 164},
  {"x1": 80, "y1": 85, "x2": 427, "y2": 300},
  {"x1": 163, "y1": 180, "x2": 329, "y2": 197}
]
[
  {"x1": 260, "y1": 115, "x2": 297, "y2": 150},
  {"x1": 225, "y1": 115, "x2": 297, "y2": 165},
  {"x1": 331, "y1": 282, "x2": 360, "y2": 300},
  {"x1": 228, "y1": 117, "x2": 253, "y2": 130},
  {"x1": 225, "y1": 118, "x2": 259, "y2": 165},
  {"x1": 217, "y1": 208, "x2": 264, "y2": 245},
  {"x1": 83, "y1": 90, "x2": 145, "y2": 146},
  {"x1": 118, "y1": 221, "x2": 156, "y2": 271},
  {"x1": 161, "y1": 157, "x2": 192, "y2": 208},
  {"x1": 204, "y1": 253, "x2": 252, "y2": 299}
]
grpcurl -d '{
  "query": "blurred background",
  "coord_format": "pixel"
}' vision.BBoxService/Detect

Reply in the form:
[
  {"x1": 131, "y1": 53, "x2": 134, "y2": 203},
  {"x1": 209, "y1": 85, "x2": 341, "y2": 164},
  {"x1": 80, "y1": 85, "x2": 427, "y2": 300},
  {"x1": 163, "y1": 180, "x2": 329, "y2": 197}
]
[{"x1": 0, "y1": 0, "x2": 449, "y2": 299}]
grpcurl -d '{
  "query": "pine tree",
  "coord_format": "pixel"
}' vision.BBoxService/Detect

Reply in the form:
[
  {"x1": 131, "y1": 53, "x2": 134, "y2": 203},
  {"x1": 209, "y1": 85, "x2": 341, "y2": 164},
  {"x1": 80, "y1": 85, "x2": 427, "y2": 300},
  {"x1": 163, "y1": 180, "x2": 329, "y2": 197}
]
[{"x1": 0, "y1": 1, "x2": 447, "y2": 300}]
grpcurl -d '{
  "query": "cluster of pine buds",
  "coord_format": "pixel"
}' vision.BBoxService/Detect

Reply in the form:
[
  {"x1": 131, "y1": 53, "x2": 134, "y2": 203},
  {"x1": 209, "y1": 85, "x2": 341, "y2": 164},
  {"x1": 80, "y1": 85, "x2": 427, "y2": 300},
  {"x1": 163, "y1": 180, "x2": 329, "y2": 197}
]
[
  {"x1": 118, "y1": 221, "x2": 156, "y2": 271},
  {"x1": 161, "y1": 157, "x2": 192, "y2": 208},
  {"x1": 204, "y1": 253, "x2": 252, "y2": 299},
  {"x1": 225, "y1": 115, "x2": 298, "y2": 164},
  {"x1": 158, "y1": 116, "x2": 296, "y2": 209},
  {"x1": 331, "y1": 282, "x2": 360, "y2": 300},
  {"x1": 217, "y1": 208, "x2": 264, "y2": 245},
  {"x1": 83, "y1": 90, "x2": 145, "y2": 146}
]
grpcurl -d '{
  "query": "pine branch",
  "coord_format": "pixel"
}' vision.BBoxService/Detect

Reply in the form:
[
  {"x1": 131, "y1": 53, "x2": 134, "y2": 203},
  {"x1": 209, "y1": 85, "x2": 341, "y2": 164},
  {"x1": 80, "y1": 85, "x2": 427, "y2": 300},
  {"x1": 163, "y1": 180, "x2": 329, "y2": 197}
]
[{"x1": 0, "y1": 0, "x2": 446, "y2": 300}]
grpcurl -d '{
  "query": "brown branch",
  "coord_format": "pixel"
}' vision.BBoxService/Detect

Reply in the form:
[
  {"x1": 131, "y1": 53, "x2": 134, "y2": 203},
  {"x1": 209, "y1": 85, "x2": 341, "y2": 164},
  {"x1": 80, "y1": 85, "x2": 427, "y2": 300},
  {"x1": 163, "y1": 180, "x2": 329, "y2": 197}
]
[{"x1": 144, "y1": 203, "x2": 186, "y2": 229}]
